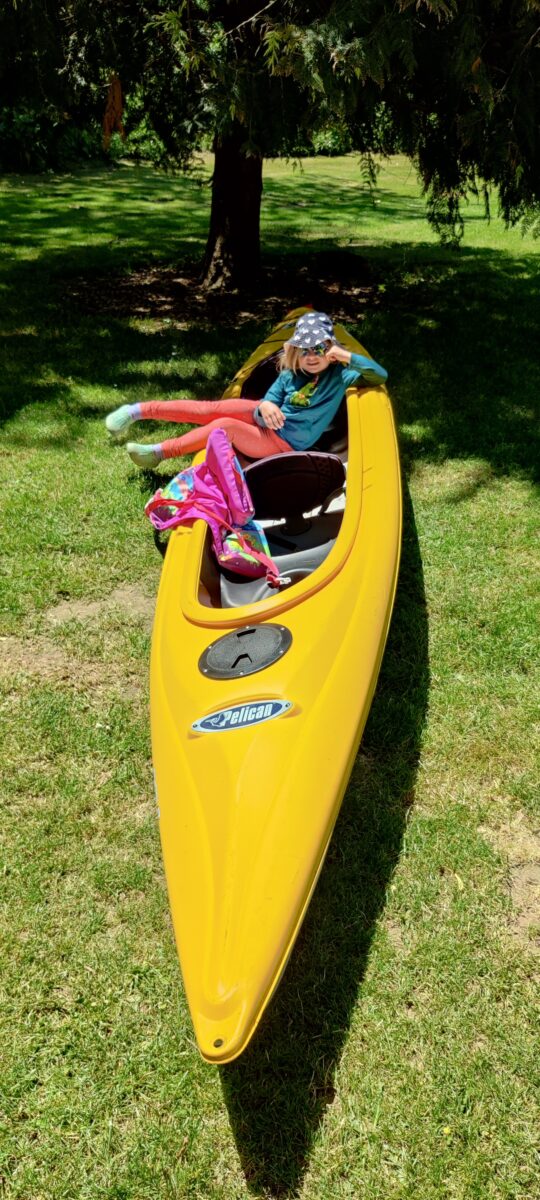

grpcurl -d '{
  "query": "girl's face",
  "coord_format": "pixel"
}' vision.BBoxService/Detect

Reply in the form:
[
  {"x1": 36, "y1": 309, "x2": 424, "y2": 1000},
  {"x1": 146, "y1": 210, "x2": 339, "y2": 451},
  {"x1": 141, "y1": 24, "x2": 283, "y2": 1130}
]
[{"x1": 298, "y1": 340, "x2": 332, "y2": 373}]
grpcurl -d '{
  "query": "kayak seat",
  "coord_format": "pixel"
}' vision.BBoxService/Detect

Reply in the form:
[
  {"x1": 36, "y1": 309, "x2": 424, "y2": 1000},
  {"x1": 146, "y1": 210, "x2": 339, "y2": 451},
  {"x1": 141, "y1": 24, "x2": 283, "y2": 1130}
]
[
  {"x1": 219, "y1": 536, "x2": 338, "y2": 608},
  {"x1": 198, "y1": 452, "x2": 346, "y2": 610},
  {"x1": 221, "y1": 572, "x2": 305, "y2": 608},
  {"x1": 218, "y1": 510, "x2": 343, "y2": 608},
  {"x1": 244, "y1": 452, "x2": 345, "y2": 521},
  {"x1": 215, "y1": 457, "x2": 345, "y2": 608}
]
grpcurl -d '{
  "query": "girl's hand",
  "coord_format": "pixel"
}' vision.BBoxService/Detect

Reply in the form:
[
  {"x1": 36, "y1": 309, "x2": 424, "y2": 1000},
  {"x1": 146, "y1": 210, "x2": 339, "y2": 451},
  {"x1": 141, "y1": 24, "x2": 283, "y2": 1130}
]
[
  {"x1": 258, "y1": 400, "x2": 285, "y2": 430},
  {"x1": 325, "y1": 344, "x2": 352, "y2": 365}
]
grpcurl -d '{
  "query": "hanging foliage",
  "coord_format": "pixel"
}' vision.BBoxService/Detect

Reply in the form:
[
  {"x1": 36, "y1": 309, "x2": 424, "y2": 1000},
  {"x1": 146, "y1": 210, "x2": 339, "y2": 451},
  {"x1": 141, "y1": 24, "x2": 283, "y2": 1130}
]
[{"x1": 2, "y1": 0, "x2": 540, "y2": 280}]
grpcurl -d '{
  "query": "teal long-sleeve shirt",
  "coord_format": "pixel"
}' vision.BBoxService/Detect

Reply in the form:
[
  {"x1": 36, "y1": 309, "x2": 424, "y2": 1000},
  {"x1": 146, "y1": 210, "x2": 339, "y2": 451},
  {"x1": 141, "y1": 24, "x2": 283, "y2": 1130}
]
[{"x1": 253, "y1": 352, "x2": 387, "y2": 450}]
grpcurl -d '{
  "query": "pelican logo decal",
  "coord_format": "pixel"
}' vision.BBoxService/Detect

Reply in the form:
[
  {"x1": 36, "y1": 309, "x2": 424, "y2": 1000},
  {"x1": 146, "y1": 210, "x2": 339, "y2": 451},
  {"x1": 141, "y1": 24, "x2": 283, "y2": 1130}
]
[{"x1": 192, "y1": 699, "x2": 291, "y2": 733}]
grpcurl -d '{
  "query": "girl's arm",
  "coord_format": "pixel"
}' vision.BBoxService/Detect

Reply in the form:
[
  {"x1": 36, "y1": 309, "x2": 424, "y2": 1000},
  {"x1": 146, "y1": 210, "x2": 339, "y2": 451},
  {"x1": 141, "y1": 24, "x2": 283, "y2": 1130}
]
[
  {"x1": 347, "y1": 351, "x2": 387, "y2": 385},
  {"x1": 327, "y1": 344, "x2": 388, "y2": 386},
  {"x1": 253, "y1": 375, "x2": 288, "y2": 429}
]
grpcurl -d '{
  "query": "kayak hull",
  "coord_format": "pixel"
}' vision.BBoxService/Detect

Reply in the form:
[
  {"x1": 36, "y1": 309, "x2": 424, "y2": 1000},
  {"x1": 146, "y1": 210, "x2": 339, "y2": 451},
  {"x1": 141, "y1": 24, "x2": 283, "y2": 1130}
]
[{"x1": 150, "y1": 311, "x2": 401, "y2": 1062}]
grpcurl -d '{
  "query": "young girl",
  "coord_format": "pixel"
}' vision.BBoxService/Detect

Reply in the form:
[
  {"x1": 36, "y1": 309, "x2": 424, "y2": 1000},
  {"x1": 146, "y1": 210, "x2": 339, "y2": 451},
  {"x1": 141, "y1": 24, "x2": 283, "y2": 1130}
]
[{"x1": 105, "y1": 312, "x2": 387, "y2": 467}]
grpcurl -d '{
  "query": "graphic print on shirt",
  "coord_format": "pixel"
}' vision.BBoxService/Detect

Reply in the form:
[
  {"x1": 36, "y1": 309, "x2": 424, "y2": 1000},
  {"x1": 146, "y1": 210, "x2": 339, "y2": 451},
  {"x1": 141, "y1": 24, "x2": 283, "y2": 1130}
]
[{"x1": 289, "y1": 377, "x2": 319, "y2": 407}]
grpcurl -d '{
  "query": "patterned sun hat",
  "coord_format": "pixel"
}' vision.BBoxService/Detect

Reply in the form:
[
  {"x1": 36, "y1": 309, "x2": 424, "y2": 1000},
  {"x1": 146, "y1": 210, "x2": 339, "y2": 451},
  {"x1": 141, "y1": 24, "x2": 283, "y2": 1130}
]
[{"x1": 287, "y1": 311, "x2": 335, "y2": 348}]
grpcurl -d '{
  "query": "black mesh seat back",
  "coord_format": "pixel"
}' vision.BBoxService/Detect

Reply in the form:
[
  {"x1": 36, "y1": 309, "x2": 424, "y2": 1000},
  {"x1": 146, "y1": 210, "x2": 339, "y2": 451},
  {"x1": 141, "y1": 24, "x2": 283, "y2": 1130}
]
[{"x1": 244, "y1": 452, "x2": 346, "y2": 520}]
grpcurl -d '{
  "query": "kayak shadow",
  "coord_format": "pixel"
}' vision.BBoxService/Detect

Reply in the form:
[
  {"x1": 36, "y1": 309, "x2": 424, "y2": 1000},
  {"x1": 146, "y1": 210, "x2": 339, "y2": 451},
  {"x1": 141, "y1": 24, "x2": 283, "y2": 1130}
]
[{"x1": 219, "y1": 481, "x2": 429, "y2": 1197}]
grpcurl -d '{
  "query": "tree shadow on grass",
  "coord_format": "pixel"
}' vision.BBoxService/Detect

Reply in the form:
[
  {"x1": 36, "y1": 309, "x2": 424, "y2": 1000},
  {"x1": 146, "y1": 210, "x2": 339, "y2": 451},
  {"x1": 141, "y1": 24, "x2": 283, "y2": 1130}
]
[
  {"x1": 2, "y1": 243, "x2": 538, "y2": 484},
  {"x1": 219, "y1": 483, "x2": 429, "y2": 1197},
  {"x1": 363, "y1": 245, "x2": 540, "y2": 484}
]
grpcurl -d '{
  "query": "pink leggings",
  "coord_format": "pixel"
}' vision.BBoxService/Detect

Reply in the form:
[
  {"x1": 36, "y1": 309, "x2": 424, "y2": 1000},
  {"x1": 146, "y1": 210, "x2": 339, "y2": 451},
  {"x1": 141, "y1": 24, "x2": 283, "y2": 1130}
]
[{"x1": 136, "y1": 398, "x2": 292, "y2": 460}]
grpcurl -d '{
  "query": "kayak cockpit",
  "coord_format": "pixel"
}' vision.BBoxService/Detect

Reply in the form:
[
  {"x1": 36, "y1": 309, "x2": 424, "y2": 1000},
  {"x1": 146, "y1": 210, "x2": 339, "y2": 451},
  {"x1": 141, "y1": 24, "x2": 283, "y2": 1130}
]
[
  {"x1": 197, "y1": 450, "x2": 346, "y2": 610},
  {"x1": 183, "y1": 387, "x2": 364, "y2": 625}
]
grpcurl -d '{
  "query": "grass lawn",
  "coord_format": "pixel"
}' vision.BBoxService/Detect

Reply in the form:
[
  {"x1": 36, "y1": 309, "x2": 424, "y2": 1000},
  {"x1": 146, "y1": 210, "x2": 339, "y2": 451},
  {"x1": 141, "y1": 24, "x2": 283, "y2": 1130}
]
[{"x1": 0, "y1": 155, "x2": 538, "y2": 1199}]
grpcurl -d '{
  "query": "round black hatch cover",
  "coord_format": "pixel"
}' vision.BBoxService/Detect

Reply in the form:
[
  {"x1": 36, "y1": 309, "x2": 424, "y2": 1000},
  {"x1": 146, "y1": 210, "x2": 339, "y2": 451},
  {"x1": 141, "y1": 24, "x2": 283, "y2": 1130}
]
[{"x1": 199, "y1": 624, "x2": 292, "y2": 680}]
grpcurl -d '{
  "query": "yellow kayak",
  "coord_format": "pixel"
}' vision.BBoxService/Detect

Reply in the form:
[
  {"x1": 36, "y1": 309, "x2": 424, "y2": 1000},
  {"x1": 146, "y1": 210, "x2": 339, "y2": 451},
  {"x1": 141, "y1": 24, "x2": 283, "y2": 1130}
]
[{"x1": 150, "y1": 308, "x2": 401, "y2": 1063}]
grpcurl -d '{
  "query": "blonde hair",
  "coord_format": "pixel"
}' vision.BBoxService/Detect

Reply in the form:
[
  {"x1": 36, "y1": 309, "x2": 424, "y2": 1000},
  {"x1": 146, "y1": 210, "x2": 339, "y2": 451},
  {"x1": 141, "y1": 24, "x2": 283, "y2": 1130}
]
[{"x1": 280, "y1": 344, "x2": 304, "y2": 373}]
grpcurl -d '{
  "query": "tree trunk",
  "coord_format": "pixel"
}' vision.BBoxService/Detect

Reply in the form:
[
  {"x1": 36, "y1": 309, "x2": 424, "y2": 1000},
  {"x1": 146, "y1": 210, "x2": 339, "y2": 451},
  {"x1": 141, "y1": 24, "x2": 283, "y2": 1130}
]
[{"x1": 201, "y1": 124, "x2": 263, "y2": 291}]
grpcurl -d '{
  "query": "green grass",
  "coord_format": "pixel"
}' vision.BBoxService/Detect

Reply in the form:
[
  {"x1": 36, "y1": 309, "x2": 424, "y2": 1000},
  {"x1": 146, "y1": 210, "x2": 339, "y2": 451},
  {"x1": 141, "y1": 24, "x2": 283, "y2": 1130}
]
[{"x1": 0, "y1": 156, "x2": 538, "y2": 1199}]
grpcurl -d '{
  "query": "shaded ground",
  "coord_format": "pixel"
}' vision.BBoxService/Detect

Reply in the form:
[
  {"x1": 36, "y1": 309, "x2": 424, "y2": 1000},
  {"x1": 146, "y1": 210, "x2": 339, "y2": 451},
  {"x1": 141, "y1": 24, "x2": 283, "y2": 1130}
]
[{"x1": 64, "y1": 251, "x2": 381, "y2": 328}]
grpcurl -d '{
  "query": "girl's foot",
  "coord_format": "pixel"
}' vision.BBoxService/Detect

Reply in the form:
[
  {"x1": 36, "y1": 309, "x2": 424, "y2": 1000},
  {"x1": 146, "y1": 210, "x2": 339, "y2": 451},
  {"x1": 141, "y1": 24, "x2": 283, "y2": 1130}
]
[
  {"x1": 126, "y1": 442, "x2": 163, "y2": 469},
  {"x1": 105, "y1": 404, "x2": 138, "y2": 436}
]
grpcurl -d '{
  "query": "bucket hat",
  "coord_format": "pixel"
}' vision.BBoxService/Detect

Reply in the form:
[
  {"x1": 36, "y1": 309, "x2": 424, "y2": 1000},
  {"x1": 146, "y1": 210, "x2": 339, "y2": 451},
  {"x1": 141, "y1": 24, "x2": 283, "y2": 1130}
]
[{"x1": 287, "y1": 312, "x2": 335, "y2": 349}]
